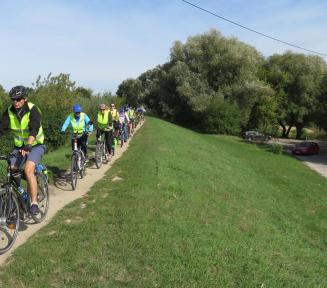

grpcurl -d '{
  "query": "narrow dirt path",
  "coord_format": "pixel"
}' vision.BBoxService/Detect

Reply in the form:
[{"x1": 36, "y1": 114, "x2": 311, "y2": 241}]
[{"x1": 0, "y1": 123, "x2": 143, "y2": 266}]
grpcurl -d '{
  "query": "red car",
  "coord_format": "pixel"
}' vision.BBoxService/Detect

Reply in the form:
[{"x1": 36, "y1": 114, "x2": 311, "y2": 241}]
[{"x1": 292, "y1": 142, "x2": 320, "y2": 155}]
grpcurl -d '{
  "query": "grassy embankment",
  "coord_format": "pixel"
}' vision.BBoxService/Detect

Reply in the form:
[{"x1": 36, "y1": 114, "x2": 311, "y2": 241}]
[{"x1": 1, "y1": 117, "x2": 326, "y2": 287}]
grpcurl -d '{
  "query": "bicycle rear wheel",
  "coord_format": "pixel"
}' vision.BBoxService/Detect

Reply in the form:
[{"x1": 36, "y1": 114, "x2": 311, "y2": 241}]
[
  {"x1": 32, "y1": 173, "x2": 49, "y2": 223},
  {"x1": 71, "y1": 154, "x2": 78, "y2": 190},
  {"x1": 95, "y1": 142, "x2": 103, "y2": 169},
  {"x1": 0, "y1": 189, "x2": 20, "y2": 254}
]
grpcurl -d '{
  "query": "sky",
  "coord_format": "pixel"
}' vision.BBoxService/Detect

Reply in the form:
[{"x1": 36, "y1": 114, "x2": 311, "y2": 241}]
[{"x1": 0, "y1": 0, "x2": 326, "y2": 94}]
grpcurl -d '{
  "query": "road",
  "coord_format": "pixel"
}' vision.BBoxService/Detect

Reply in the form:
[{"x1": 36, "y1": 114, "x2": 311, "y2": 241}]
[{"x1": 277, "y1": 139, "x2": 327, "y2": 178}]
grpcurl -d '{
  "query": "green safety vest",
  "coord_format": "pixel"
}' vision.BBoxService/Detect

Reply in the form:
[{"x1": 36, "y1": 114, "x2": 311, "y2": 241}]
[
  {"x1": 70, "y1": 112, "x2": 85, "y2": 134},
  {"x1": 127, "y1": 109, "x2": 135, "y2": 119},
  {"x1": 110, "y1": 108, "x2": 119, "y2": 121},
  {"x1": 97, "y1": 111, "x2": 113, "y2": 130},
  {"x1": 8, "y1": 102, "x2": 44, "y2": 147},
  {"x1": 97, "y1": 111, "x2": 109, "y2": 129}
]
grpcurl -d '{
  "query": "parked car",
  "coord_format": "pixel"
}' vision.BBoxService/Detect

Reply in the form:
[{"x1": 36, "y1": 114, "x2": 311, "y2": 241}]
[
  {"x1": 242, "y1": 131, "x2": 271, "y2": 142},
  {"x1": 292, "y1": 141, "x2": 320, "y2": 155}
]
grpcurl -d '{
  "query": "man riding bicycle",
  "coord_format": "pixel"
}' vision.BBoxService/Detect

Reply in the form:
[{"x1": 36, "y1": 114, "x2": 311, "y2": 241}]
[
  {"x1": 61, "y1": 104, "x2": 93, "y2": 162},
  {"x1": 95, "y1": 104, "x2": 114, "y2": 161},
  {"x1": 126, "y1": 106, "x2": 135, "y2": 135},
  {"x1": 0, "y1": 86, "x2": 46, "y2": 215}
]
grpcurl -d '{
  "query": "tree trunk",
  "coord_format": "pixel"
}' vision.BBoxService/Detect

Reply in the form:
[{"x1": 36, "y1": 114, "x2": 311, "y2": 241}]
[
  {"x1": 278, "y1": 121, "x2": 287, "y2": 138},
  {"x1": 295, "y1": 124, "x2": 304, "y2": 139},
  {"x1": 285, "y1": 124, "x2": 293, "y2": 138}
]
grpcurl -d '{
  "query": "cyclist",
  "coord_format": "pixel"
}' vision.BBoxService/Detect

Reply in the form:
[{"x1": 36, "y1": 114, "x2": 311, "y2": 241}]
[
  {"x1": 110, "y1": 103, "x2": 119, "y2": 140},
  {"x1": 126, "y1": 106, "x2": 135, "y2": 134},
  {"x1": 118, "y1": 107, "x2": 129, "y2": 142},
  {"x1": 61, "y1": 104, "x2": 93, "y2": 162},
  {"x1": 95, "y1": 104, "x2": 114, "y2": 160},
  {"x1": 0, "y1": 86, "x2": 46, "y2": 215}
]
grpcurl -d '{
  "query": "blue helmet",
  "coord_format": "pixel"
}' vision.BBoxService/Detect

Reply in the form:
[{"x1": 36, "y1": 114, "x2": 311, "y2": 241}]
[
  {"x1": 73, "y1": 104, "x2": 82, "y2": 113},
  {"x1": 119, "y1": 108, "x2": 125, "y2": 113}
]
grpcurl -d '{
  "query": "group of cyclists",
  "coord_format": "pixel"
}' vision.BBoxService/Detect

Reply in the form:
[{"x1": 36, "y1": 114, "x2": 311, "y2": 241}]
[
  {"x1": 0, "y1": 85, "x2": 145, "y2": 216},
  {"x1": 61, "y1": 101, "x2": 144, "y2": 162}
]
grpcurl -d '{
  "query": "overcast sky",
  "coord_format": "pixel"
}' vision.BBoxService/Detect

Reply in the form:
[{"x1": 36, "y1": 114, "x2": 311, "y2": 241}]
[{"x1": 0, "y1": 0, "x2": 326, "y2": 94}]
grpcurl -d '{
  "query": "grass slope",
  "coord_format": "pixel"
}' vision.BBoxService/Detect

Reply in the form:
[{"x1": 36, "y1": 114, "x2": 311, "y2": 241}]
[{"x1": 0, "y1": 117, "x2": 326, "y2": 288}]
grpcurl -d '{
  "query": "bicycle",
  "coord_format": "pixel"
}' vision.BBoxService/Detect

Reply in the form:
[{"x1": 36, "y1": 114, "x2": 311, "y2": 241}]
[
  {"x1": 0, "y1": 154, "x2": 49, "y2": 254},
  {"x1": 70, "y1": 133, "x2": 86, "y2": 190},
  {"x1": 95, "y1": 131, "x2": 109, "y2": 169}
]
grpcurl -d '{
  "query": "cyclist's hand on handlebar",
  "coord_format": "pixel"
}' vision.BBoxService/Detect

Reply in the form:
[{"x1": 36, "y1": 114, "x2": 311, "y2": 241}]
[{"x1": 20, "y1": 144, "x2": 32, "y2": 156}]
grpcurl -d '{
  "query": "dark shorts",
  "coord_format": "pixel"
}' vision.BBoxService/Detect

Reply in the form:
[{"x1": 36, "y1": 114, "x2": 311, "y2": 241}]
[{"x1": 10, "y1": 145, "x2": 46, "y2": 168}]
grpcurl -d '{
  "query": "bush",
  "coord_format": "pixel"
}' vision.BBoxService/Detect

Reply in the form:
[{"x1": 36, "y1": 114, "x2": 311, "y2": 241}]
[
  {"x1": 202, "y1": 100, "x2": 241, "y2": 135},
  {"x1": 269, "y1": 143, "x2": 283, "y2": 154}
]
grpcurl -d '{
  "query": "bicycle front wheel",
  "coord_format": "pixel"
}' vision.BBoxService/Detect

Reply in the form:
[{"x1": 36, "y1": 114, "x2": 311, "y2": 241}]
[
  {"x1": 0, "y1": 188, "x2": 20, "y2": 254},
  {"x1": 79, "y1": 152, "x2": 86, "y2": 179},
  {"x1": 95, "y1": 143, "x2": 103, "y2": 169},
  {"x1": 32, "y1": 173, "x2": 49, "y2": 223},
  {"x1": 71, "y1": 154, "x2": 78, "y2": 190}
]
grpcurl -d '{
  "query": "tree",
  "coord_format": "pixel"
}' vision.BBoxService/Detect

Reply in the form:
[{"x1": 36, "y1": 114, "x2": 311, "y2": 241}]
[
  {"x1": 116, "y1": 78, "x2": 143, "y2": 107},
  {"x1": 266, "y1": 52, "x2": 327, "y2": 138}
]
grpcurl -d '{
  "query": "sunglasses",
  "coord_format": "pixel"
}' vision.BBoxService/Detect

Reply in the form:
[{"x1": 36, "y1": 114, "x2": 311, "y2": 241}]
[
  {"x1": 12, "y1": 98, "x2": 24, "y2": 102},
  {"x1": 100, "y1": 109, "x2": 106, "y2": 111}
]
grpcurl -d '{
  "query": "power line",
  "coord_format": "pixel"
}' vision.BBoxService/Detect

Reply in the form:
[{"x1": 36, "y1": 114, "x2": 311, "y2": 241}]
[{"x1": 181, "y1": 0, "x2": 327, "y2": 57}]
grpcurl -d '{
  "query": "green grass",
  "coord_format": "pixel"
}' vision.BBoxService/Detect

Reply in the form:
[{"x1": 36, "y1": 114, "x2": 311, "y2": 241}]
[{"x1": 1, "y1": 117, "x2": 326, "y2": 287}]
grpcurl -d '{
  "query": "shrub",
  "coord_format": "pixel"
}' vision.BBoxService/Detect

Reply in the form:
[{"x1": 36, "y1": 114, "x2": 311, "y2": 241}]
[
  {"x1": 202, "y1": 100, "x2": 241, "y2": 135},
  {"x1": 269, "y1": 143, "x2": 283, "y2": 154}
]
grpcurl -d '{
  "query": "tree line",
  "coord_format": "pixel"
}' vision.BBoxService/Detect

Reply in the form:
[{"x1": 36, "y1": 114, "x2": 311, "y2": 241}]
[
  {"x1": 117, "y1": 29, "x2": 327, "y2": 139},
  {"x1": 1, "y1": 28, "x2": 326, "y2": 155}
]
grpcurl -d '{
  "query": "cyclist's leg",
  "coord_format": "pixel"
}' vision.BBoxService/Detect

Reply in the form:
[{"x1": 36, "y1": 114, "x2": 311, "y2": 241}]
[
  {"x1": 124, "y1": 123, "x2": 128, "y2": 141},
  {"x1": 25, "y1": 145, "x2": 45, "y2": 214},
  {"x1": 96, "y1": 129, "x2": 101, "y2": 142},
  {"x1": 78, "y1": 134, "x2": 88, "y2": 160}
]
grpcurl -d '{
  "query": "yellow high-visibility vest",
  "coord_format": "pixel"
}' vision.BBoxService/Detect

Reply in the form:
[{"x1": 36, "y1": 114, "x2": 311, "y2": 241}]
[
  {"x1": 8, "y1": 102, "x2": 44, "y2": 147},
  {"x1": 70, "y1": 112, "x2": 85, "y2": 134}
]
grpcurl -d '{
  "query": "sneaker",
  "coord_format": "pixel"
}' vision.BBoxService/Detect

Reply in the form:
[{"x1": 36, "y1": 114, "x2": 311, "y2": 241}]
[
  {"x1": 84, "y1": 156, "x2": 89, "y2": 163},
  {"x1": 30, "y1": 204, "x2": 40, "y2": 215}
]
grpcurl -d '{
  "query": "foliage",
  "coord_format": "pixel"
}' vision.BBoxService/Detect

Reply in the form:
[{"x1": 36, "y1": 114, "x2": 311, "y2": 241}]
[
  {"x1": 269, "y1": 143, "x2": 283, "y2": 154},
  {"x1": 116, "y1": 78, "x2": 143, "y2": 107},
  {"x1": 128, "y1": 29, "x2": 282, "y2": 135},
  {"x1": 202, "y1": 100, "x2": 241, "y2": 135},
  {"x1": 265, "y1": 51, "x2": 327, "y2": 138},
  {"x1": 28, "y1": 73, "x2": 79, "y2": 150}
]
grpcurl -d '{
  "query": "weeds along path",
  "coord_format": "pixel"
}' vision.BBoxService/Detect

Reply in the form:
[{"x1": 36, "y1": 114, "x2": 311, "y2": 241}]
[{"x1": 0, "y1": 122, "x2": 144, "y2": 266}]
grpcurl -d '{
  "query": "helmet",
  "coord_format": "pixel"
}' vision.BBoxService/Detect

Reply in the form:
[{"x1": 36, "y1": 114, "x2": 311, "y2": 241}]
[
  {"x1": 73, "y1": 104, "x2": 82, "y2": 113},
  {"x1": 119, "y1": 108, "x2": 125, "y2": 113},
  {"x1": 99, "y1": 104, "x2": 107, "y2": 110},
  {"x1": 9, "y1": 85, "x2": 28, "y2": 99}
]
